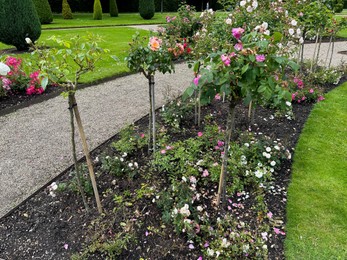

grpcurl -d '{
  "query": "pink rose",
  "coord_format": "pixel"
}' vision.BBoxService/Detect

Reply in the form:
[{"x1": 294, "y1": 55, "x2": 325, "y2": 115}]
[
  {"x1": 256, "y1": 54, "x2": 265, "y2": 62},
  {"x1": 232, "y1": 27, "x2": 245, "y2": 40}
]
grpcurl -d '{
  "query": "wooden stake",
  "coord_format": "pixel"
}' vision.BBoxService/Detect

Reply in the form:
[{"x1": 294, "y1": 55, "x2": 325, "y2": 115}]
[{"x1": 71, "y1": 94, "x2": 103, "y2": 214}]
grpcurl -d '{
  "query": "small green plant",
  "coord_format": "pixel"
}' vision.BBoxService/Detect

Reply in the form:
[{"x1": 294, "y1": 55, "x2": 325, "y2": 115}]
[
  {"x1": 101, "y1": 155, "x2": 139, "y2": 179},
  {"x1": 93, "y1": 0, "x2": 103, "y2": 20},
  {"x1": 111, "y1": 125, "x2": 147, "y2": 155},
  {"x1": 160, "y1": 97, "x2": 194, "y2": 130}
]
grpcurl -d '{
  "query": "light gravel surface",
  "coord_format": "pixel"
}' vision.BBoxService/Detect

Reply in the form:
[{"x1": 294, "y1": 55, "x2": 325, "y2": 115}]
[
  {"x1": 0, "y1": 62, "x2": 192, "y2": 218},
  {"x1": 0, "y1": 23, "x2": 346, "y2": 218}
]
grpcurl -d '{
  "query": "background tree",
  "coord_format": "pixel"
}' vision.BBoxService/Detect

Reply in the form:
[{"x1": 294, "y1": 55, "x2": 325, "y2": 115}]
[
  {"x1": 33, "y1": 0, "x2": 53, "y2": 24},
  {"x1": 0, "y1": 0, "x2": 41, "y2": 51},
  {"x1": 139, "y1": 0, "x2": 155, "y2": 19},
  {"x1": 93, "y1": 0, "x2": 103, "y2": 20},
  {"x1": 109, "y1": 0, "x2": 118, "y2": 17},
  {"x1": 62, "y1": 0, "x2": 73, "y2": 19}
]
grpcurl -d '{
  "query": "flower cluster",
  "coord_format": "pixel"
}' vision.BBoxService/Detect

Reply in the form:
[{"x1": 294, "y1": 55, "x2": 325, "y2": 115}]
[{"x1": 0, "y1": 56, "x2": 46, "y2": 96}]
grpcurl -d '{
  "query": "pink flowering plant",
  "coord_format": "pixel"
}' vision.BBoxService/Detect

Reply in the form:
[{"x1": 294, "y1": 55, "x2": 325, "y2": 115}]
[
  {"x1": 153, "y1": 122, "x2": 290, "y2": 258},
  {"x1": 0, "y1": 56, "x2": 48, "y2": 96}
]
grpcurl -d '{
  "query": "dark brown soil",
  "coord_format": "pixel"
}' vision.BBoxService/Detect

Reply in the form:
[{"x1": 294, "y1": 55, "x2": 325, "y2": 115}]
[{"x1": 0, "y1": 79, "x2": 342, "y2": 260}]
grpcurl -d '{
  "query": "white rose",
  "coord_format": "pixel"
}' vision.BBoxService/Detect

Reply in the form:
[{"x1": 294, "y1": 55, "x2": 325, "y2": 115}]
[{"x1": 0, "y1": 62, "x2": 10, "y2": 76}]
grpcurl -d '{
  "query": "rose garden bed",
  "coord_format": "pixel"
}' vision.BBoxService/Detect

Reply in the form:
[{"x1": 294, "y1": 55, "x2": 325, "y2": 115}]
[{"x1": 0, "y1": 78, "x2": 339, "y2": 259}]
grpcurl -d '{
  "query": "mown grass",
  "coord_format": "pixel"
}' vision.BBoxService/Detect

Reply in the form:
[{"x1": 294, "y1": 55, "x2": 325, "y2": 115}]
[
  {"x1": 42, "y1": 12, "x2": 174, "y2": 29},
  {"x1": 285, "y1": 82, "x2": 347, "y2": 259},
  {"x1": 0, "y1": 27, "x2": 151, "y2": 83}
]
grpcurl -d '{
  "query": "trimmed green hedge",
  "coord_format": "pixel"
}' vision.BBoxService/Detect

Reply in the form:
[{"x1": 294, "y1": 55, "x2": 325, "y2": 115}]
[
  {"x1": 33, "y1": 0, "x2": 53, "y2": 24},
  {"x1": 0, "y1": 0, "x2": 41, "y2": 50}
]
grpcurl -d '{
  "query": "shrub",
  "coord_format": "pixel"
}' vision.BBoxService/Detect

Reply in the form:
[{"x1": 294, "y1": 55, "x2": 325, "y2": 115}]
[
  {"x1": 0, "y1": 0, "x2": 41, "y2": 51},
  {"x1": 334, "y1": 0, "x2": 344, "y2": 12},
  {"x1": 139, "y1": 0, "x2": 155, "y2": 20},
  {"x1": 109, "y1": 0, "x2": 118, "y2": 17},
  {"x1": 33, "y1": 0, "x2": 53, "y2": 24},
  {"x1": 93, "y1": 0, "x2": 103, "y2": 20},
  {"x1": 62, "y1": 0, "x2": 73, "y2": 19}
]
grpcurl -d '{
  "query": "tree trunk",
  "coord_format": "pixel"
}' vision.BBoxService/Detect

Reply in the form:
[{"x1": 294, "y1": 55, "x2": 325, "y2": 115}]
[
  {"x1": 329, "y1": 36, "x2": 335, "y2": 68},
  {"x1": 71, "y1": 94, "x2": 103, "y2": 214},
  {"x1": 216, "y1": 98, "x2": 237, "y2": 206},
  {"x1": 149, "y1": 75, "x2": 156, "y2": 153},
  {"x1": 324, "y1": 35, "x2": 333, "y2": 67},
  {"x1": 315, "y1": 34, "x2": 323, "y2": 71},
  {"x1": 68, "y1": 94, "x2": 89, "y2": 212},
  {"x1": 310, "y1": 30, "x2": 320, "y2": 72},
  {"x1": 148, "y1": 77, "x2": 153, "y2": 153}
]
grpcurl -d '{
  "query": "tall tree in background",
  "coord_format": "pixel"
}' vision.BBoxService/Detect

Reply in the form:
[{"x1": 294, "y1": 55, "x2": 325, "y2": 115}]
[
  {"x1": 33, "y1": 0, "x2": 53, "y2": 24},
  {"x1": 62, "y1": 0, "x2": 73, "y2": 19},
  {"x1": 109, "y1": 0, "x2": 118, "y2": 17},
  {"x1": 0, "y1": 0, "x2": 41, "y2": 50},
  {"x1": 139, "y1": 0, "x2": 155, "y2": 19},
  {"x1": 93, "y1": 0, "x2": 103, "y2": 20}
]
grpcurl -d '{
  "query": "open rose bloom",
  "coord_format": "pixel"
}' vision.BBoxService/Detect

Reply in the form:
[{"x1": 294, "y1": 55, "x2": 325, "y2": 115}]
[{"x1": 149, "y1": 36, "x2": 162, "y2": 51}]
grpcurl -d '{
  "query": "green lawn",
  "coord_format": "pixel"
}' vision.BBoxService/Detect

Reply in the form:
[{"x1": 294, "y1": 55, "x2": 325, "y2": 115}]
[
  {"x1": 42, "y1": 13, "x2": 173, "y2": 29},
  {"x1": 285, "y1": 83, "x2": 347, "y2": 259},
  {"x1": 0, "y1": 27, "x2": 150, "y2": 83}
]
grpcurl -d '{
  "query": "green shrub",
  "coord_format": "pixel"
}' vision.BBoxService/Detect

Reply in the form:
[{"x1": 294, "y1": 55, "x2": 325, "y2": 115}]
[
  {"x1": 109, "y1": 0, "x2": 118, "y2": 17},
  {"x1": 93, "y1": 0, "x2": 103, "y2": 20},
  {"x1": 33, "y1": 0, "x2": 53, "y2": 24},
  {"x1": 334, "y1": 0, "x2": 344, "y2": 12},
  {"x1": 62, "y1": 0, "x2": 73, "y2": 19},
  {"x1": 139, "y1": 0, "x2": 155, "y2": 20},
  {"x1": 0, "y1": 0, "x2": 41, "y2": 51}
]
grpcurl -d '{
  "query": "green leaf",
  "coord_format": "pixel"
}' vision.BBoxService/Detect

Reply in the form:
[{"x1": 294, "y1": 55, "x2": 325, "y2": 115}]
[
  {"x1": 288, "y1": 60, "x2": 300, "y2": 71},
  {"x1": 273, "y1": 32, "x2": 283, "y2": 43},
  {"x1": 258, "y1": 85, "x2": 267, "y2": 93},
  {"x1": 249, "y1": 55, "x2": 255, "y2": 62},
  {"x1": 183, "y1": 85, "x2": 195, "y2": 100},
  {"x1": 241, "y1": 64, "x2": 249, "y2": 75},
  {"x1": 41, "y1": 77, "x2": 48, "y2": 90}
]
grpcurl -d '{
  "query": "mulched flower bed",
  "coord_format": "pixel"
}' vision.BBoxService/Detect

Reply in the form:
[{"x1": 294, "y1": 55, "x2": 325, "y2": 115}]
[{"x1": 0, "y1": 79, "x2": 343, "y2": 259}]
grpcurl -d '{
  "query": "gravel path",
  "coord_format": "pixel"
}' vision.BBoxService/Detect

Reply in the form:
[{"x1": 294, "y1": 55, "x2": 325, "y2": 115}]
[
  {"x1": 0, "y1": 24, "x2": 346, "y2": 218},
  {"x1": 0, "y1": 63, "x2": 192, "y2": 218}
]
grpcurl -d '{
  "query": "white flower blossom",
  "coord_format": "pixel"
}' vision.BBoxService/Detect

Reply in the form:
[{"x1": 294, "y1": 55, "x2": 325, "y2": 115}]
[
  {"x1": 207, "y1": 248, "x2": 215, "y2": 256},
  {"x1": 25, "y1": 37, "x2": 32, "y2": 44},
  {"x1": 291, "y1": 19, "x2": 297, "y2": 26},
  {"x1": 286, "y1": 101, "x2": 292, "y2": 106},
  {"x1": 255, "y1": 170, "x2": 263, "y2": 178},
  {"x1": 197, "y1": 206, "x2": 203, "y2": 212},
  {"x1": 180, "y1": 204, "x2": 191, "y2": 216},
  {"x1": 288, "y1": 28, "x2": 294, "y2": 35},
  {"x1": 226, "y1": 18, "x2": 232, "y2": 25},
  {"x1": 252, "y1": 1, "x2": 258, "y2": 8},
  {"x1": 0, "y1": 62, "x2": 10, "y2": 76},
  {"x1": 270, "y1": 161, "x2": 276, "y2": 166},
  {"x1": 246, "y1": 6, "x2": 253, "y2": 12},
  {"x1": 221, "y1": 238, "x2": 231, "y2": 248},
  {"x1": 240, "y1": 0, "x2": 246, "y2": 7},
  {"x1": 266, "y1": 147, "x2": 271, "y2": 152}
]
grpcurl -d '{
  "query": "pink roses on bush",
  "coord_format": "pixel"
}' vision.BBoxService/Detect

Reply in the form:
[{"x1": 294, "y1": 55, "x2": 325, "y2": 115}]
[{"x1": 0, "y1": 56, "x2": 46, "y2": 96}]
